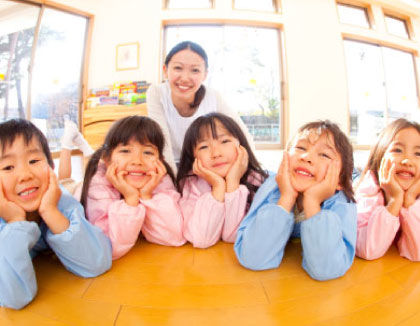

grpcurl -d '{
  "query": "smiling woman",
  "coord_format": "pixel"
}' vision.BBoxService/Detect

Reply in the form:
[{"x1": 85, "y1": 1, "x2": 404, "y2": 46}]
[{"x1": 146, "y1": 41, "x2": 254, "y2": 174}]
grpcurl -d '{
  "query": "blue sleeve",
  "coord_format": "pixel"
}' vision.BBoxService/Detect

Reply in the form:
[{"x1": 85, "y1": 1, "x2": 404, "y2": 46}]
[
  {"x1": 300, "y1": 192, "x2": 357, "y2": 281},
  {"x1": 234, "y1": 175, "x2": 294, "y2": 270},
  {"x1": 0, "y1": 220, "x2": 40, "y2": 309},
  {"x1": 45, "y1": 190, "x2": 112, "y2": 277}
]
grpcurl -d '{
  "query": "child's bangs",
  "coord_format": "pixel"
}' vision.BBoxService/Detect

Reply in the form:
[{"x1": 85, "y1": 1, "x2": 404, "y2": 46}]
[
  {"x1": 0, "y1": 123, "x2": 43, "y2": 154},
  {"x1": 106, "y1": 117, "x2": 163, "y2": 152},
  {"x1": 0, "y1": 119, "x2": 54, "y2": 167},
  {"x1": 196, "y1": 118, "x2": 219, "y2": 143}
]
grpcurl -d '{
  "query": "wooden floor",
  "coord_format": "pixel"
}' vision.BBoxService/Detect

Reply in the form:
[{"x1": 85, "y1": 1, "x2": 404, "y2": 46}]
[{"x1": 1, "y1": 239, "x2": 420, "y2": 326}]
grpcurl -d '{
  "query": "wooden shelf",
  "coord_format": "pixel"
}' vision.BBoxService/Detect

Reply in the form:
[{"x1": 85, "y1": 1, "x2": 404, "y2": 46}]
[{"x1": 82, "y1": 104, "x2": 147, "y2": 150}]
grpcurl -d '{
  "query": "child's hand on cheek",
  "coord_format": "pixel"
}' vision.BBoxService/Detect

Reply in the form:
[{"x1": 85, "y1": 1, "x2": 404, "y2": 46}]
[
  {"x1": 106, "y1": 163, "x2": 140, "y2": 206},
  {"x1": 303, "y1": 159, "x2": 340, "y2": 218},
  {"x1": 0, "y1": 178, "x2": 26, "y2": 223},
  {"x1": 139, "y1": 159, "x2": 166, "y2": 200},
  {"x1": 276, "y1": 151, "x2": 298, "y2": 212},
  {"x1": 226, "y1": 145, "x2": 248, "y2": 193},
  {"x1": 39, "y1": 168, "x2": 61, "y2": 215},
  {"x1": 193, "y1": 158, "x2": 225, "y2": 202},
  {"x1": 39, "y1": 168, "x2": 70, "y2": 234},
  {"x1": 379, "y1": 157, "x2": 403, "y2": 215},
  {"x1": 403, "y1": 177, "x2": 420, "y2": 208}
]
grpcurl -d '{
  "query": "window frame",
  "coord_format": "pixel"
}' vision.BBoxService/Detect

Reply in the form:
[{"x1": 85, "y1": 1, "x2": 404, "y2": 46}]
[
  {"x1": 336, "y1": 1, "x2": 420, "y2": 150},
  {"x1": 343, "y1": 38, "x2": 419, "y2": 147},
  {"x1": 3, "y1": 0, "x2": 93, "y2": 156},
  {"x1": 384, "y1": 12, "x2": 412, "y2": 40},
  {"x1": 336, "y1": 2, "x2": 372, "y2": 29},
  {"x1": 161, "y1": 20, "x2": 285, "y2": 149}
]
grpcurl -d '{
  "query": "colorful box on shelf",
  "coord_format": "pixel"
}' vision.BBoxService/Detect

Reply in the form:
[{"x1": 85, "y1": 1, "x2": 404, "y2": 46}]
[
  {"x1": 87, "y1": 80, "x2": 150, "y2": 108},
  {"x1": 100, "y1": 96, "x2": 119, "y2": 105}
]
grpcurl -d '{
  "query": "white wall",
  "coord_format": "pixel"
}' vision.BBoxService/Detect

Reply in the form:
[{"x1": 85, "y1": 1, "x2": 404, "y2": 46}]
[
  {"x1": 52, "y1": 0, "x2": 163, "y2": 88},
  {"x1": 282, "y1": 0, "x2": 350, "y2": 136}
]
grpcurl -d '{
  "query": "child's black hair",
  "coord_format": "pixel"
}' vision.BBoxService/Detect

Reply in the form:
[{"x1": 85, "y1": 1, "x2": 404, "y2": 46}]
[{"x1": 0, "y1": 118, "x2": 54, "y2": 168}]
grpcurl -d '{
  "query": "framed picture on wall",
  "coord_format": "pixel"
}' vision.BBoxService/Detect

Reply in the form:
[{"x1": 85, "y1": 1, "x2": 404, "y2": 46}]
[{"x1": 116, "y1": 42, "x2": 139, "y2": 70}]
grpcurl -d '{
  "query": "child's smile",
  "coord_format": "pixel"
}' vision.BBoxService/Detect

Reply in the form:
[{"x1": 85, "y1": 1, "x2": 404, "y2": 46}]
[{"x1": 294, "y1": 167, "x2": 314, "y2": 178}]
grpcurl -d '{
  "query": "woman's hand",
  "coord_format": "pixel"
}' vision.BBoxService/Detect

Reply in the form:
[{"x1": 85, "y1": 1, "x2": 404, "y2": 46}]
[
  {"x1": 303, "y1": 159, "x2": 340, "y2": 218},
  {"x1": 379, "y1": 158, "x2": 403, "y2": 215},
  {"x1": 226, "y1": 145, "x2": 248, "y2": 193},
  {"x1": 139, "y1": 159, "x2": 167, "y2": 200},
  {"x1": 0, "y1": 178, "x2": 26, "y2": 223},
  {"x1": 276, "y1": 151, "x2": 298, "y2": 212},
  {"x1": 404, "y1": 177, "x2": 420, "y2": 208},
  {"x1": 106, "y1": 163, "x2": 140, "y2": 206},
  {"x1": 193, "y1": 158, "x2": 225, "y2": 202}
]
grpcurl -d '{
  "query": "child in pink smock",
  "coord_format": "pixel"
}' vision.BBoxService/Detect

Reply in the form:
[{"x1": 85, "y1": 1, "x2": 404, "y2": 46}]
[
  {"x1": 80, "y1": 116, "x2": 185, "y2": 260},
  {"x1": 356, "y1": 118, "x2": 420, "y2": 261},
  {"x1": 177, "y1": 112, "x2": 267, "y2": 248}
]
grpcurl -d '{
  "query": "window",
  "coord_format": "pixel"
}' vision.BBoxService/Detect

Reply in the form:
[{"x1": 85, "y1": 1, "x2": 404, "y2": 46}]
[
  {"x1": 166, "y1": 0, "x2": 212, "y2": 9},
  {"x1": 337, "y1": 3, "x2": 370, "y2": 28},
  {"x1": 343, "y1": 39, "x2": 418, "y2": 144},
  {"x1": 385, "y1": 15, "x2": 409, "y2": 39},
  {"x1": 0, "y1": 1, "x2": 89, "y2": 151},
  {"x1": 164, "y1": 25, "x2": 282, "y2": 144},
  {"x1": 234, "y1": 0, "x2": 277, "y2": 12},
  {"x1": 0, "y1": 1, "x2": 39, "y2": 121}
]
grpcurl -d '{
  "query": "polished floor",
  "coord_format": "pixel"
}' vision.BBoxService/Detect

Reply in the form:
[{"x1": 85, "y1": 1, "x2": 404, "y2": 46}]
[{"x1": 1, "y1": 239, "x2": 420, "y2": 326}]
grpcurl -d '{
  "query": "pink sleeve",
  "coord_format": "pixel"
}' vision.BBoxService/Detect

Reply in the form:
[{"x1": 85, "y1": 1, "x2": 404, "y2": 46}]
[
  {"x1": 398, "y1": 199, "x2": 420, "y2": 261},
  {"x1": 180, "y1": 177, "x2": 225, "y2": 248},
  {"x1": 222, "y1": 185, "x2": 250, "y2": 243},
  {"x1": 355, "y1": 192, "x2": 400, "y2": 260},
  {"x1": 86, "y1": 184, "x2": 146, "y2": 260},
  {"x1": 141, "y1": 176, "x2": 186, "y2": 247}
]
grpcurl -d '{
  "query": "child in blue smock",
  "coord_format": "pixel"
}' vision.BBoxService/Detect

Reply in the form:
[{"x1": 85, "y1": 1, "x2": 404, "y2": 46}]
[
  {"x1": 234, "y1": 120, "x2": 357, "y2": 281},
  {"x1": 0, "y1": 119, "x2": 112, "y2": 309}
]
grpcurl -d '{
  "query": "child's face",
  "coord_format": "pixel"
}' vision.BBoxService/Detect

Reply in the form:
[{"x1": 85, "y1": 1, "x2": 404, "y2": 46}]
[
  {"x1": 194, "y1": 121, "x2": 239, "y2": 178},
  {"x1": 382, "y1": 127, "x2": 420, "y2": 191},
  {"x1": 288, "y1": 130, "x2": 342, "y2": 192},
  {"x1": 107, "y1": 139, "x2": 160, "y2": 189},
  {"x1": 0, "y1": 136, "x2": 49, "y2": 212},
  {"x1": 163, "y1": 49, "x2": 207, "y2": 105}
]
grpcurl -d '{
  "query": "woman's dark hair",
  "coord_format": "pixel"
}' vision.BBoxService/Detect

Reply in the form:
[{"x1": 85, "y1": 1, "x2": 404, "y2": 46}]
[
  {"x1": 288, "y1": 120, "x2": 355, "y2": 203},
  {"x1": 177, "y1": 112, "x2": 268, "y2": 204},
  {"x1": 358, "y1": 118, "x2": 420, "y2": 189},
  {"x1": 0, "y1": 118, "x2": 54, "y2": 168},
  {"x1": 80, "y1": 115, "x2": 175, "y2": 209},
  {"x1": 165, "y1": 41, "x2": 208, "y2": 109}
]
